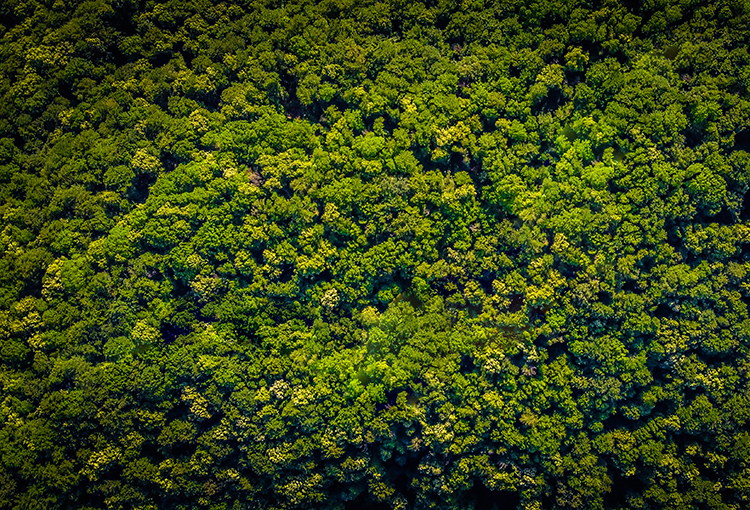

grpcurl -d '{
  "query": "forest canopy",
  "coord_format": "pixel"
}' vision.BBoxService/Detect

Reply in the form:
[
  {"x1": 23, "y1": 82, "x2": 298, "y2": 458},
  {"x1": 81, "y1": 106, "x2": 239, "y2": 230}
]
[{"x1": 2, "y1": 0, "x2": 750, "y2": 509}]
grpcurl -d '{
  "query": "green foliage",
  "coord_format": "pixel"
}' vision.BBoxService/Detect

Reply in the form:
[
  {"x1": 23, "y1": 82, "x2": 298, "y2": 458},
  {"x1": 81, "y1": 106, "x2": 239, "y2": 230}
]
[{"x1": 1, "y1": 1, "x2": 750, "y2": 509}]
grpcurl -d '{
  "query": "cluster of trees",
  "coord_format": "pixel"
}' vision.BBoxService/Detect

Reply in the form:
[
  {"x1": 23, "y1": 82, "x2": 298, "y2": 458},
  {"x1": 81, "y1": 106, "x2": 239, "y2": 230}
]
[{"x1": 2, "y1": 0, "x2": 750, "y2": 508}]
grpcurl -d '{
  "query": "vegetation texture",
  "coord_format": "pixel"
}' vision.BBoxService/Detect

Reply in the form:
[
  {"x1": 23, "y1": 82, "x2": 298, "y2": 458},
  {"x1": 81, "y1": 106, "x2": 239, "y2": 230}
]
[{"x1": 2, "y1": 0, "x2": 750, "y2": 508}]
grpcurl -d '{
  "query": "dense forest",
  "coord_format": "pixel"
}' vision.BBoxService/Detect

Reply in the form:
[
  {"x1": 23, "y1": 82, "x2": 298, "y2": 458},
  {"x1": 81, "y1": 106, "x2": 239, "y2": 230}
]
[{"x1": 1, "y1": 0, "x2": 750, "y2": 508}]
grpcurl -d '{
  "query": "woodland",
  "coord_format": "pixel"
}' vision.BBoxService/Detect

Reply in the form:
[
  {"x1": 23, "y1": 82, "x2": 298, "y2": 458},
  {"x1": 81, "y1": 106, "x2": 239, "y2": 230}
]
[{"x1": 1, "y1": 0, "x2": 750, "y2": 509}]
